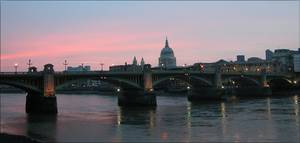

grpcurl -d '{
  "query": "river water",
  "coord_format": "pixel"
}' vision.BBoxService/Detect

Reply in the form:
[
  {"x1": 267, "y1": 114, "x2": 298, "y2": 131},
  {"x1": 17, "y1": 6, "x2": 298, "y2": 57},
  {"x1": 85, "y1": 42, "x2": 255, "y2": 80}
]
[{"x1": 1, "y1": 93, "x2": 299, "y2": 142}]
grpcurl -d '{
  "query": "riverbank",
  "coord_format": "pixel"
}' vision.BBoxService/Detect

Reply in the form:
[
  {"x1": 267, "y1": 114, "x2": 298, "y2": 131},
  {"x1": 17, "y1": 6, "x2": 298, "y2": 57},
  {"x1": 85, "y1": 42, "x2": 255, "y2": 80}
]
[{"x1": 0, "y1": 133, "x2": 41, "y2": 143}]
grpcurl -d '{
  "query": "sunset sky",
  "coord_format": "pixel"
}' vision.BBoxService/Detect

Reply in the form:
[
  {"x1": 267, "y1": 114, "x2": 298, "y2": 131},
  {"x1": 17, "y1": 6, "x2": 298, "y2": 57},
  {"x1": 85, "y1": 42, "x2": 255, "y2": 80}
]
[{"x1": 1, "y1": 1, "x2": 299, "y2": 71}]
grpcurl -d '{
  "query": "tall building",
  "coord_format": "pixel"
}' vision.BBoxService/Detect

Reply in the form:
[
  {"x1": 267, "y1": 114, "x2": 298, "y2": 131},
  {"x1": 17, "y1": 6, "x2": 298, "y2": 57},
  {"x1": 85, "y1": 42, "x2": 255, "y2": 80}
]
[
  {"x1": 158, "y1": 37, "x2": 177, "y2": 69},
  {"x1": 236, "y1": 55, "x2": 245, "y2": 63},
  {"x1": 293, "y1": 53, "x2": 300, "y2": 72},
  {"x1": 270, "y1": 49, "x2": 299, "y2": 72},
  {"x1": 265, "y1": 49, "x2": 273, "y2": 61}
]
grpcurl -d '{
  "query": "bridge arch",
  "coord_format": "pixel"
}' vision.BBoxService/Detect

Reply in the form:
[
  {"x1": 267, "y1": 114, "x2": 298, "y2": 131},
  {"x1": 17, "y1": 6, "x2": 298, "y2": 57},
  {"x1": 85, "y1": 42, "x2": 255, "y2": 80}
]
[
  {"x1": 267, "y1": 78, "x2": 293, "y2": 84},
  {"x1": 55, "y1": 77, "x2": 143, "y2": 91},
  {"x1": 152, "y1": 75, "x2": 213, "y2": 88},
  {"x1": 222, "y1": 76, "x2": 260, "y2": 87},
  {"x1": 267, "y1": 78, "x2": 293, "y2": 90},
  {"x1": 0, "y1": 81, "x2": 42, "y2": 94}
]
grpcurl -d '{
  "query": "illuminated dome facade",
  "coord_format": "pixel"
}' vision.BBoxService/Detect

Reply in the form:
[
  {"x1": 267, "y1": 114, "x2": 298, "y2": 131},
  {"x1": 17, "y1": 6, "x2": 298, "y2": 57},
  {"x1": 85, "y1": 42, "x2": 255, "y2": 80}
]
[{"x1": 159, "y1": 38, "x2": 176, "y2": 69}]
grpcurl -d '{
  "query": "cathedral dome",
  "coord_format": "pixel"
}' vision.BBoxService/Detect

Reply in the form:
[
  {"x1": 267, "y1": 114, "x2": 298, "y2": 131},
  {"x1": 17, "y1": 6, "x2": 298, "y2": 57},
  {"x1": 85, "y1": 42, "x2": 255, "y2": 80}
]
[
  {"x1": 158, "y1": 37, "x2": 177, "y2": 69},
  {"x1": 160, "y1": 47, "x2": 174, "y2": 57},
  {"x1": 160, "y1": 38, "x2": 174, "y2": 57}
]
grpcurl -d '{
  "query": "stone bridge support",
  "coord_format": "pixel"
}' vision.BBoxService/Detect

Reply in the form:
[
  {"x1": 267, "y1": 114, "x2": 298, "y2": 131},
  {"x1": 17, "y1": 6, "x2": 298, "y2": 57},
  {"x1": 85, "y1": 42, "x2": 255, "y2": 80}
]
[
  {"x1": 259, "y1": 70, "x2": 272, "y2": 96},
  {"x1": 26, "y1": 64, "x2": 57, "y2": 114},
  {"x1": 188, "y1": 67, "x2": 224, "y2": 101},
  {"x1": 118, "y1": 65, "x2": 156, "y2": 106}
]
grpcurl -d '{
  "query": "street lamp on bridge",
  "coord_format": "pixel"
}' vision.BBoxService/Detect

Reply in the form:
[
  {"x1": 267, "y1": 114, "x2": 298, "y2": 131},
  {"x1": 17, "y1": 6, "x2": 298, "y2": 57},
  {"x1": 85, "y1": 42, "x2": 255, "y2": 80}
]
[
  {"x1": 63, "y1": 60, "x2": 68, "y2": 71},
  {"x1": 14, "y1": 63, "x2": 18, "y2": 73},
  {"x1": 27, "y1": 59, "x2": 32, "y2": 69},
  {"x1": 187, "y1": 86, "x2": 191, "y2": 90},
  {"x1": 81, "y1": 63, "x2": 84, "y2": 71},
  {"x1": 293, "y1": 80, "x2": 297, "y2": 84},
  {"x1": 116, "y1": 88, "x2": 121, "y2": 92},
  {"x1": 100, "y1": 63, "x2": 104, "y2": 71}
]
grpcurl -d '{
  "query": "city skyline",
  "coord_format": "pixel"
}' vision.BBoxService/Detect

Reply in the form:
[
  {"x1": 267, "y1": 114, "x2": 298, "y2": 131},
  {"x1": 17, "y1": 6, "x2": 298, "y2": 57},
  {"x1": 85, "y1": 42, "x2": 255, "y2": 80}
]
[{"x1": 1, "y1": 1, "x2": 299, "y2": 71}]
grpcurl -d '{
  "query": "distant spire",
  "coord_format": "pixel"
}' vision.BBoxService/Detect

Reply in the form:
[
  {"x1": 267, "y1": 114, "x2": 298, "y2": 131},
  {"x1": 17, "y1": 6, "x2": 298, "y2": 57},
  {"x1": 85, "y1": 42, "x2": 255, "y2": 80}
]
[
  {"x1": 165, "y1": 36, "x2": 169, "y2": 48},
  {"x1": 133, "y1": 56, "x2": 137, "y2": 65},
  {"x1": 141, "y1": 57, "x2": 145, "y2": 66}
]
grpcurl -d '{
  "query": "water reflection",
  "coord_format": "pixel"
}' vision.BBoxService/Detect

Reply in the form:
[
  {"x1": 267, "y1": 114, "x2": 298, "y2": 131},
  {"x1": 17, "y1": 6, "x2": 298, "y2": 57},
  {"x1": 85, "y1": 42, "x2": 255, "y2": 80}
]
[
  {"x1": 186, "y1": 102, "x2": 192, "y2": 142},
  {"x1": 186, "y1": 102, "x2": 223, "y2": 126},
  {"x1": 220, "y1": 102, "x2": 226, "y2": 119},
  {"x1": 26, "y1": 114, "x2": 57, "y2": 142},
  {"x1": 186, "y1": 101, "x2": 227, "y2": 128},
  {"x1": 1, "y1": 94, "x2": 299, "y2": 142},
  {"x1": 267, "y1": 97, "x2": 271, "y2": 119},
  {"x1": 220, "y1": 102, "x2": 227, "y2": 137},
  {"x1": 117, "y1": 107, "x2": 156, "y2": 126},
  {"x1": 293, "y1": 95, "x2": 298, "y2": 115},
  {"x1": 186, "y1": 102, "x2": 191, "y2": 129},
  {"x1": 116, "y1": 107, "x2": 156, "y2": 142},
  {"x1": 292, "y1": 95, "x2": 299, "y2": 126},
  {"x1": 185, "y1": 101, "x2": 227, "y2": 142},
  {"x1": 293, "y1": 95, "x2": 300, "y2": 142}
]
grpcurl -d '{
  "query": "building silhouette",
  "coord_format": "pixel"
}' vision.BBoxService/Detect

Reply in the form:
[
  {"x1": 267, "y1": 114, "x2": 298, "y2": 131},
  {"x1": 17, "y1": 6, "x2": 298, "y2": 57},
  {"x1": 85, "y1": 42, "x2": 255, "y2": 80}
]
[
  {"x1": 158, "y1": 37, "x2": 177, "y2": 69},
  {"x1": 109, "y1": 56, "x2": 148, "y2": 72},
  {"x1": 236, "y1": 55, "x2": 245, "y2": 63}
]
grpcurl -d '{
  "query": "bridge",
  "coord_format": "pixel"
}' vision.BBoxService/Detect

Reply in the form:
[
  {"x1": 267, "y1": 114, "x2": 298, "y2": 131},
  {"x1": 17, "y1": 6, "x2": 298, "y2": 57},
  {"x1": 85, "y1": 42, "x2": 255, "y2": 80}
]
[{"x1": 1, "y1": 64, "x2": 299, "y2": 114}]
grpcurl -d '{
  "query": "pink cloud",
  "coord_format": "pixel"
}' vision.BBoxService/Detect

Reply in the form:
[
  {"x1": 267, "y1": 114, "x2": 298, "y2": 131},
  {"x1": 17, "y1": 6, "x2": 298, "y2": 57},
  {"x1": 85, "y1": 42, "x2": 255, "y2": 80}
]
[
  {"x1": 2, "y1": 31, "x2": 162, "y2": 60},
  {"x1": 1, "y1": 29, "x2": 166, "y2": 71}
]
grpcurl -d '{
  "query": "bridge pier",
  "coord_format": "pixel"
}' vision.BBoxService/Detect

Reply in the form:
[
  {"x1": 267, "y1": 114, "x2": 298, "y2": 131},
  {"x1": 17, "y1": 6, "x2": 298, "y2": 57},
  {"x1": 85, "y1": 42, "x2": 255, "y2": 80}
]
[
  {"x1": 26, "y1": 64, "x2": 58, "y2": 114},
  {"x1": 118, "y1": 90, "x2": 156, "y2": 106},
  {"x1": 188, "y1": 66, "x2": 224, "y2": 101},
  {"x1": 118, "y1": 66, "x2": 156, "y2": 106},
  {"x1": 26, "y1": 93, "x2": 57, "y2": 114}
]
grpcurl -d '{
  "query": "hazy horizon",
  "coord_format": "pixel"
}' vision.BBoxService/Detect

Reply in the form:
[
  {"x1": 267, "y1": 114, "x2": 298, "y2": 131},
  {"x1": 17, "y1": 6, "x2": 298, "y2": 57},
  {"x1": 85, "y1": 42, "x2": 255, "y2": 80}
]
[{"x1": 1, "y1": 1, "x2": 299, "y2": 71}]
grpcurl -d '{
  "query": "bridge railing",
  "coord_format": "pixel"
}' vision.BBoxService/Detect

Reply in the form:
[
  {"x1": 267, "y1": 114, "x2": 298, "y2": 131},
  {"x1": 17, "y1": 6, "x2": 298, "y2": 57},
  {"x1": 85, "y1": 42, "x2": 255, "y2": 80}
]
[
  {"x1": 0, "y1": 70, "x2": 291, "y2": 77},
  {"x1": 0, "y1": 72, "x2": 37, "y2": 75},
  {"x1": 54, "y1": 71, "x2": 144, "y2": 75},
  {"x1": 151, "y1": 70, "x2": 285, "y2": 74},
  {"x1": 221, "y1": 71, "x2": 288, "y2": 75}
]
